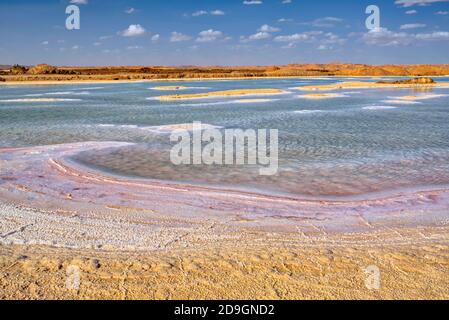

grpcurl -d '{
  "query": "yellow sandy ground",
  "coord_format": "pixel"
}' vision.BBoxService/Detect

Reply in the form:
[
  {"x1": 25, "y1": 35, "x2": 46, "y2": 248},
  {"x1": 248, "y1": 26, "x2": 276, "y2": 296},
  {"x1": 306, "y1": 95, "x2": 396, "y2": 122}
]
[
  {"x1": 157, "y1": 89, "x2": 284, "y2": 101},
  {"x1": 394, "y1": 94, "x2": 447, "y2": 101},
  {"x1": 298, "y1": 93, "x2": 346, "y2": 99},
  {"x1": 1, "y1": 235, "x2": 448, "y2": 300},
  {"x1": 297, "y1": 81, "x2": 449, "y2": 91}
]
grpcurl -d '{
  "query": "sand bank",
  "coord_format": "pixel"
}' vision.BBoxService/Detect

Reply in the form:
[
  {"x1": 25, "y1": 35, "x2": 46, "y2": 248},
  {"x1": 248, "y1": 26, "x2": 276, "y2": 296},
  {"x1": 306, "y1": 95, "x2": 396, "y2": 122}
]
[
  {"x1": 297, "y1": 93, "x2": 348, "y2": 99},
  {"x1": 393, "y1": 94, "x2": 448, "y2": 101},
  {"x1": 157, "y1": 89, "x2": 285, "y2": 101},
  {"x1": 297, "y1": 81, "x2": 449, "y2": 91}
]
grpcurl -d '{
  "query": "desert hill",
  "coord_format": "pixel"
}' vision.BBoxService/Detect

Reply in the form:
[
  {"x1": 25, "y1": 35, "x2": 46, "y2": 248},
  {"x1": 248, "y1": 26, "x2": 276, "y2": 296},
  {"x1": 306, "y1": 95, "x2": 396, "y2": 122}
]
[{"x1": 1, "y1": 63, "x2": 449, "y2": 82}]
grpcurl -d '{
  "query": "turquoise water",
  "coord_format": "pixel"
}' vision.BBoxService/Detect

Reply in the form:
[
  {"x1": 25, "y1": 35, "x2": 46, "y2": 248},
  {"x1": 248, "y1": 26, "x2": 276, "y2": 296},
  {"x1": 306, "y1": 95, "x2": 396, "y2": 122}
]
[{"x1": 1, "y1": 77, "x2": 449, "y2": 198}]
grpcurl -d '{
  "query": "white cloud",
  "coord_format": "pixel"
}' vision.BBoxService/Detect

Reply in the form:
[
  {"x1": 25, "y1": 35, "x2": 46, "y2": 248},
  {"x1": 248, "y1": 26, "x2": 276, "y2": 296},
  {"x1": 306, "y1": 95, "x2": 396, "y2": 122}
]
[
  {"x1": 192, "y1": 10, "x2": 208, "y2": 16},
  {"x1": 436, "y1": 10, "x2": 449, "y2": 14},
  {"x1": 272, "y1": 30, "x2": 344, "y2": 49},
  {"x1": 240, "y1": 24, "x2": 281, "y2": 42},
  {"x1": 278, "y1": 18, "x2": 293, "y2": 22},
  {"x1": 41, "y1": 41, "x2": 49, "y2": 45},
  {"x1": 362, "y1": 27, "x2": 449, "y2": 46},
  {"x1": 243, "y1": 0, "x2": 262, "y2": 5},
  {"x1": 151, "y1": 34, "x2": 160, "y2": 42},
  {"x1": 274, "y1": 30, "x2": 343, "y2": 49},
  {"x1": 282, "y1": 0, "x2": 292, "y2": 3},
  {"x1": 240, "y1": 32, "x2": 271, "y2": 42},
  {"x1": 362, "y1": 28, "x2": 414, "y2": 46},
  {"x1": 304, "y1": 17, "x2": 344, "y2": 28},
  {"x1": 322, "y1": 32, "x2": 346, "y2": 45},
  {"x1": 281, "y1": 42, "x2": 296, "y2": 49},
  {"x1": 395, "y1": 0, "x2": 449, "y2": 7},
  {"x1": 415, "y1": 31, "x2": 449, "y2": 40},
  {"x1": 125, "y1": 8, "x2": 136, "y2": 14},
  {"x1": 72, "y1": 45, "x2": 80, "y2": 50},
  {"x1": 274, "y1": 33, "x2": 310, "y2": 42},
  {"x1": 170, "y1": 32, "x2": 191, "y2": 42},
  {"x1": 211, "y1": 10, "x2": 225, "y2": 16},
  {"x1": 249, "y1": 32, "x2": 271, "y2": 40},
  {"x1": 70, "y1": 0, "x2": 88, "y2": 4},
  {"x1": 400, "y1": 23, "x2": 426, "y2": 29},
  {"x1": 196, "y1": 29, "x2": 224, "y2": 42},
  {"x1": 119, "y1": 24, "x2": 146, "y2": 37},
  {"x1": 405, "y1": 10, "x2": 418, "y2": 14},
  {"x1": 192, "y1": 10, "x2": 225, "y2": 16},
  {"x1": 258, "y1": 24, "x2": 280, "y2": 32},
  {"x1": 127, "y1": 45, "x2": 142, "y2": 50}
]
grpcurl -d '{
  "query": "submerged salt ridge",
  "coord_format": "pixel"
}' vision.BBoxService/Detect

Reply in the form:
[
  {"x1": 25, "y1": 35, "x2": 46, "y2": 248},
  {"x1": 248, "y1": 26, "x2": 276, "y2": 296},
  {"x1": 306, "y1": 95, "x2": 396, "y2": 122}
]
[
  {"x1": 0, "y1": 98, "x2": 82, "y2": 102},
  {"x1": 1, "y1": 77, "x2": 449, "y2": 198}
]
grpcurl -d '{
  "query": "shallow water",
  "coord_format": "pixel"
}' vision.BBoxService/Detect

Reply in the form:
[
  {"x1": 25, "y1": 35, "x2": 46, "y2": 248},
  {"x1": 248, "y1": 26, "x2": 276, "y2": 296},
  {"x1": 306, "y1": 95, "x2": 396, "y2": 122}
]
[{"x1": 1, "y1": 77, "x2": 449, "y2": 198}]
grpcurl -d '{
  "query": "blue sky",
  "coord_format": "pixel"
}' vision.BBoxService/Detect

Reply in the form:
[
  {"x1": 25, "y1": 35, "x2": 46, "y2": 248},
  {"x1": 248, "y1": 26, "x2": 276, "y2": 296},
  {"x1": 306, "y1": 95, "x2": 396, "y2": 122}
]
[{"x1": 0, "y1": 0, "x2": 448, "y2": 66}]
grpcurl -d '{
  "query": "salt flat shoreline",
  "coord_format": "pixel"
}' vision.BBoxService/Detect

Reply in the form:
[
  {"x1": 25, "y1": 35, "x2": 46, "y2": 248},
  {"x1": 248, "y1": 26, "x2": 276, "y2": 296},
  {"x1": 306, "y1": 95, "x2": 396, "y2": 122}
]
[
  {"x1": 1, "y1": 142, "x2": 449, "y2": 250},
  {"x1": 1, "y1": 142, "x2": 449, "y2": 299},
  {"x1": 1, "y1": 189, "x2": 449, "y2": 300}
]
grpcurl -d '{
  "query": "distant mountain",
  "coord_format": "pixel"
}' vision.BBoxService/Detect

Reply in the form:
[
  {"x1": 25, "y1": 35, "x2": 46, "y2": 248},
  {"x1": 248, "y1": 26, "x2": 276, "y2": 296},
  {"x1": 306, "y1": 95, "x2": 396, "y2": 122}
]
[{"x1": 0, "y1": 65, "x2": 12, "y2": 70}]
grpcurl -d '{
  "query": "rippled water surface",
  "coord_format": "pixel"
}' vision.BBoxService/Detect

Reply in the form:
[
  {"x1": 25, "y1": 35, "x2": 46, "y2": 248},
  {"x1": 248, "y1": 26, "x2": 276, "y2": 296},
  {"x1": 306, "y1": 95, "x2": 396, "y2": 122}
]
[{"x1": 1, "y1": 77, "x2": 449, "y2": 198}]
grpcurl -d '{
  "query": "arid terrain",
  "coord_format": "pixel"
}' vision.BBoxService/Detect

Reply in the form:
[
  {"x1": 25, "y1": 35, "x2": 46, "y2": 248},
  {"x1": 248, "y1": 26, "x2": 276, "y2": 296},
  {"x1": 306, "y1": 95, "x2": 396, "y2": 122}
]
[
  {"x1": 1, "y1": 63, "x2": 449, "y2": 83},
  {"x1": 2, "y1": 0, "x2": 449, "y2": 302},
  {"x1": 0, "y1": 143, "x2": 449, "y2": 300},
  {"x1": 1, "y1": 231, "x2": 449, "y2": 300}
]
